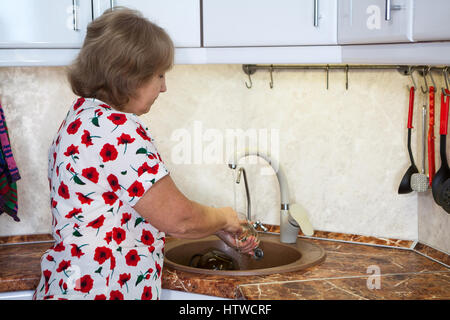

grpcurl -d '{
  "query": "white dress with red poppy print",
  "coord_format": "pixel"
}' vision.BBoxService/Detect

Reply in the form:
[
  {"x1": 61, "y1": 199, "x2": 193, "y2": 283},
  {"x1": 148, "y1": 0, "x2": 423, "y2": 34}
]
[{"x1": 33, "y1": 97, "x2": 169, "y2": 300}]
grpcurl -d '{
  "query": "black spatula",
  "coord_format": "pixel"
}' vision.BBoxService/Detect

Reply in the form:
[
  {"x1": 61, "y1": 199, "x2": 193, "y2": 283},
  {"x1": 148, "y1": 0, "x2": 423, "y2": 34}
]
[
  {"x1": 398, "y1": 87, "x2": 418, "y2": 194},
  {"x1": 432, "y1": 90, "x2": 450, "y2": 205}
]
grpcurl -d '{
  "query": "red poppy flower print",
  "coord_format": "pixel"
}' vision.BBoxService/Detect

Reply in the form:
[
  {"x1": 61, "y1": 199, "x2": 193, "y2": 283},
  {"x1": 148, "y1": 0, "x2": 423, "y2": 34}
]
[
  {"x1": 81, "y1": 130, "x2": 93, "y2": 147},
  {"x1": 70, "y1": 244, "x2": 85, "y2": 258},
  {"x1": 82, "y1": 167, "x2": 99, "y2": 184},
  {"x1": 117, "y1": 133, "x2": 135, "y2": 153},
  {"x1": 118, "y1": 273, "x2": 131, "y2": 288},
  {"x1": 94, "y1": 294, "x2": 107, "y2": 300},
  {"x1": 137, "y1": 163, "x2": 159, "y2": 177},
  {"x1": 141, "y1": 230, "x2": 154, "y2": 246},
  {"x1": 67, "y1": 118, "x2": 82, "y2": 135},
  {"x1": 76, "y1": 192, "x2": 94, "y2": 205},
  {"x1": 43, "y1": 270, "x2": 52, "y2": 294},
  {"x1": 65, "y1": 208, "x2": 82, "y2": 219},
  {"x1": 107, "y1": 174, "x2": 120, "y2": 192},
  {"x1": 58, "y1": 279, "x2": 68, "y2": 293},
  {"x1": 99, "y1": 103, "x2": 112, "y2": 110},
  {"x1": 121, "y1": 212, "x2": 131, "y2": 226},
  {"x1": 100, "y1": 143, "x2": 118, "y2": 162},
  {"x1": 109, "y1": 290, "x2": 124, "y2": 300},
  {"x1": 112, "y1": 227, "x2": 126, "y2": 245},
  {"x1": 125, "y1": 249, "x2": 140, "y2": 267},
  {"x1": 107, "y1": 113, "x2": 127, "y2": 126},
  {"x1": 87, "y1": 215, "x2": 105, "y2": 230},
  {"x1": 117, "y1": 133, "x2": 135, "y2": 145},
  {"x1": 73, "y1": 97, "x2": 85, "y2": 111},
  {"x1": 58, "y1": 182, "x2": 70, "y2": 199},
  {"x1": 104, "y1": 231, "x2": 112, "y2": 244},
  {"x1": 66, "y1": 162, "x2": 75, "y2": 173},
  {"x1": 155, "y1": 262, "x2": 161, "y2": 277},
  {"x1": 64, "y1": 144, "x2": 79, "y2": 157},
  {"x1": 74, "y1": 275, "x2": 93, "y2": 293},
  {"x1": 94, "y1": 246, "x2": 112, "y2": 265},
  {"x1": 110, "y1": 256, "x2": 116, "y2": 270},
  {"x1": 56, "y1": 260, "x2": 71, "y2": 273},
  {"x1": 141, "y1": 286, "x2": 153, "y2": 300},
  {"x1": 127, "y1": 181, "x2": 145, "y2": 198},
  {"x1": 102, "y1": 191, "x2": 118, "y2": 205},
  {"x1": 136, "y1": 124, "x2": 151, "y2": 141},
  {"x1": 53, "y1": 242, "x2": 65, "y2": 252}
]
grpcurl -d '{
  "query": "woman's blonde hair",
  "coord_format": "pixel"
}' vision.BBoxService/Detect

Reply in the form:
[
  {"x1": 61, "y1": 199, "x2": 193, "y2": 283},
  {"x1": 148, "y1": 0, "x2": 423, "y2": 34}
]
[{"x1": 67, "y1": 7, "x2": 174, "y2": 109}]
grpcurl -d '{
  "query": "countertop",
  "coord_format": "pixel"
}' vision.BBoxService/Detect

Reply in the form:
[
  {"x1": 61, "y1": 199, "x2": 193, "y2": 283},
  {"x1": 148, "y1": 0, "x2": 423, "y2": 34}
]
[{"x1": 0, "y1": 233, "x2": 449, "y2": 299}]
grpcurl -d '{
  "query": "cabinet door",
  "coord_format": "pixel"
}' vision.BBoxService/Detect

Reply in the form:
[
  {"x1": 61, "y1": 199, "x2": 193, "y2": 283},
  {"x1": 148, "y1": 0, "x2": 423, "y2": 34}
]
[
  {"x1": 203, "y1": 0, "x2": 337, "y2": 47},
  {"x1": 338, "y1": 0, "x2": 413, "y2": 44},
  {"x1": 0, "y1": 0, "x2": 92, "y2": 48},
  {"x1": 412, "y1": 0, "x2": 450, "y2": 41},
  {"x1": 93, "y1": 0, "x2": 200, "y2": 47}
]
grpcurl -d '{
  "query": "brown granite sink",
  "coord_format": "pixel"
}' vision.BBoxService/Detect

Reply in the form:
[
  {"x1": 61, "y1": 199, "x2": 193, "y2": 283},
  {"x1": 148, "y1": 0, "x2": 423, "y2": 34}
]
[{"x1": 164, "y1": 233, "x2": 326, "y2": 276}]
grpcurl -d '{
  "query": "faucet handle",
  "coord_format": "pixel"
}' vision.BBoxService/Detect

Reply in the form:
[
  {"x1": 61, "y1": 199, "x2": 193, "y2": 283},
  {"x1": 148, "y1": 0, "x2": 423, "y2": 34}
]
[{"x1": 253, "y1": 220, "x2": 268, "y2": 232}]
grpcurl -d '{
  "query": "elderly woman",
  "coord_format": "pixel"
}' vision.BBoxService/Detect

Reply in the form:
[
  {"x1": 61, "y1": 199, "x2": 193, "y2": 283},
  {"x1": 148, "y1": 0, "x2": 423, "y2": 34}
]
[{"x1": 34, "y1": 8, "x2": 256, "y2": 300}]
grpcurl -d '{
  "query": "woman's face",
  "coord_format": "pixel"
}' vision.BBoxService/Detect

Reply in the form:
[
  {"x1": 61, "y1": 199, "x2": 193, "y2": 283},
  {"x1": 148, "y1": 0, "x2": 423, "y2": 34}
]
[{"x1": 124, "y1": 73, "x2": 167, "y2": 115}]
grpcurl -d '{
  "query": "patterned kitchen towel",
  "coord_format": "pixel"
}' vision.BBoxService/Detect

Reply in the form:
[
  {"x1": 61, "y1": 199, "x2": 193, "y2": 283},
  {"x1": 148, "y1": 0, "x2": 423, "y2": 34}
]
[{"x1": 0, "y1": 102, "x2": 21, "y2": 222}]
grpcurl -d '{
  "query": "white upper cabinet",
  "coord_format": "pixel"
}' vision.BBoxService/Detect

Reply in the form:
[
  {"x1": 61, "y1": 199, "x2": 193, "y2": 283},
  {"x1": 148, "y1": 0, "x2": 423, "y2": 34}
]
[
  {"x1": 412, "y1": 0, "x2": 450, "y2": 41},
  {"x1": 203, "y1": 0, "x2": 338, "y2": 47},
  {"x1": 338, "y1": 0, "x2": 413, "y2": 44},
  {"x1": 0, "y1": 0, "x2": 92, "y2": 48},
  {"x1": 93, "y1": 0, "x2": 201, "y2": 48}
]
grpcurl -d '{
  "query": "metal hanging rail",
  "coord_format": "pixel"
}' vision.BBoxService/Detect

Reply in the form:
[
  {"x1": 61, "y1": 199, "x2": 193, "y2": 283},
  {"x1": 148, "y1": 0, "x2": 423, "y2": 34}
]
[{"x1": 242, "y1": 64, "x2": 450, "y2": 93}]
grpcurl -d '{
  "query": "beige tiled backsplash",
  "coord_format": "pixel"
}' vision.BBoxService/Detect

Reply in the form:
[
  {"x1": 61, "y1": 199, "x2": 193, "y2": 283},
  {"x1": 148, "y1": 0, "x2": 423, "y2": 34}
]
[{"x1": 0, "y1": 64, "x2": 448, "y2": 254}]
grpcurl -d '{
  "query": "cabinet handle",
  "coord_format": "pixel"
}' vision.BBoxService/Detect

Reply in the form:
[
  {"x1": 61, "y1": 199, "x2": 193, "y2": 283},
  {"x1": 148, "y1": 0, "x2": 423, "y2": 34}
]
[
  {"x1": 385, "y1": 0, "x2": 402, "y2": 21},
  {"x1": 313, "y1": 0, "x2": 319, "y2": 27},
  {"x1": 72, "y1": 0, "x2": 79, "y2": 31},
  {"x1": 385, "y1": 0, "x2": 392, "y2": 21}
]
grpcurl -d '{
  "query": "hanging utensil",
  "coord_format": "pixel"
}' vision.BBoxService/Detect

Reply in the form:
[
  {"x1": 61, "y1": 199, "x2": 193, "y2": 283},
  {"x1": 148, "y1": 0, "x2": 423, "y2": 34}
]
[
  {"x1": 428, "y1": 86, "x2": 436, "y2": 186},
  {"x1": 398, "y1": 87, "x2": 419, "y2": 194},
  {"x1": 436, "y1": 90, "x2": 450, "y2": 214},
  {"x1": 431, "y1": 89, "x2": 450, "y2": 205},
  {"x1": 411, "y1": 96, "x2": 428, "y2": 192}
]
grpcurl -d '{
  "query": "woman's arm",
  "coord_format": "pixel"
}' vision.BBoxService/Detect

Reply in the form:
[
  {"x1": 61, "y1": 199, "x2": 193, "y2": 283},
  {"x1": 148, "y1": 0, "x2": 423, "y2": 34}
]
[{"x1": 133, "y1": 175, "x2": 241, "y2": 239}]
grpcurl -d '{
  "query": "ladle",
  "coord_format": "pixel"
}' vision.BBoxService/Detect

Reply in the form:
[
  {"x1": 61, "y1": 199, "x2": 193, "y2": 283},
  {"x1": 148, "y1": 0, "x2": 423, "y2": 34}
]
[
  {"x1": 398, "y1": 87, "x2": 418, "y2": 194},
  {"x1": 431, "y1": 90, "x2": 450, "y2": 205}
]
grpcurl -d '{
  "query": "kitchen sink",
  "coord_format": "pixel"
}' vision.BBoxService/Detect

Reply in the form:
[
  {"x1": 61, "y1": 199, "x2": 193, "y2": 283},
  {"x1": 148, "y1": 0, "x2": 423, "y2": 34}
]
[{"x1": 164, "y1": 233, "x2": 326, "y2": 276}]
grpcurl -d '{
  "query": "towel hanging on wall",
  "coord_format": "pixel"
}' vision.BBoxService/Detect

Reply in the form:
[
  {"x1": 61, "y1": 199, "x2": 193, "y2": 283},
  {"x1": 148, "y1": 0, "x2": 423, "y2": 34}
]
[{"x1": 0, "y1": 101, "x2": 21, "y2": 222}]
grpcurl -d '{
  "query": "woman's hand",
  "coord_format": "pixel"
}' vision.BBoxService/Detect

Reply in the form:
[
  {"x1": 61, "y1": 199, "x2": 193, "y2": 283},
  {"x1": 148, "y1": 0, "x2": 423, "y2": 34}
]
[
  {"x1": 215, "y1": 207, "x2": 260, "y2": 256},
  {"x1": 215, "y1": 229, "x2": 259, "y2": 256}
]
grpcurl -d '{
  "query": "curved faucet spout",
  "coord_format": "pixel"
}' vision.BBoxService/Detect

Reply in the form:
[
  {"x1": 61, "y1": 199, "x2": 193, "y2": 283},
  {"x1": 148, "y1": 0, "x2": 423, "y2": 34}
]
[
  {"x1": 228, "y1": 149, "x2": 300, "y2": 243},
  {"x1": 228, "y1": 149, "x2": 290, "y2": 208},
  {"x1": 236, "y1": 167, "x2": 252, "y2": 221}
]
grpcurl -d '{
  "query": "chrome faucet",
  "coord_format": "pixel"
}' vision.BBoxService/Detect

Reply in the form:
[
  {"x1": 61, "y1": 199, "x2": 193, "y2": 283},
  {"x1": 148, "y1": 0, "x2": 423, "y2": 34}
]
[
  {"x1": 235, "y1": 167, "x2": 268, "y2": 232},
  {"x1": 236, "y1": 167, "x2": 251, "y2": 220},
  {"x1": 229, "y1": 149, "x2": 300, "y2": 243}
]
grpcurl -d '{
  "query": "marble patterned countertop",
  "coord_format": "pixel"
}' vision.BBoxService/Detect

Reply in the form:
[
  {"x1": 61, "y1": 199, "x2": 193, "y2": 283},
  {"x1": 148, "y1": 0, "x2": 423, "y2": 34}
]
[{"x1": 0, "y1": 233, "x2": 449, "y2": 299}]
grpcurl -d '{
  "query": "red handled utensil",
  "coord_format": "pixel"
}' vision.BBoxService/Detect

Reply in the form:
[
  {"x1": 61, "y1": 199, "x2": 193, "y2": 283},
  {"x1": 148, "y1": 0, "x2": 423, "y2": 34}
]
[
  {"x1": 431, "y1": 89, "x2": 450, "y2": 205},
  {"x1": 398, "y1": 87, "x2": 419, "y2": 194},
  {"x1": 428, "y1": 86, "x2": 436, "y2": 186}
]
